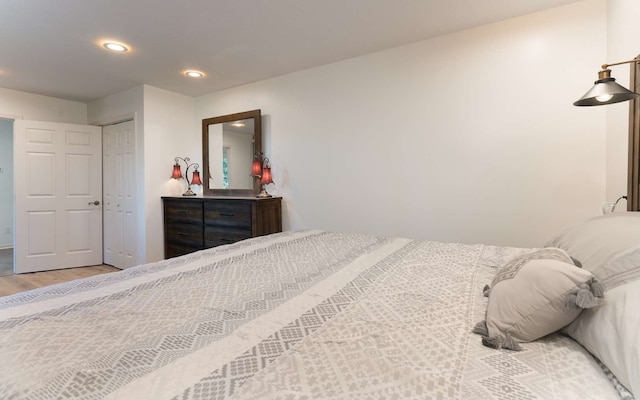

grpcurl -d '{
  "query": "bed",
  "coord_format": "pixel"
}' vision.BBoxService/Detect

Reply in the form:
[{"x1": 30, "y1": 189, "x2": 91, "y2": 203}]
[{"x1": 1, "y1": 218, "x2": 638, "y2": 399}]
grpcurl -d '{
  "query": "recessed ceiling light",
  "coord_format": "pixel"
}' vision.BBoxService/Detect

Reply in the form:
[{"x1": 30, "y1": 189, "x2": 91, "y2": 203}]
[
  {"x1": 185, "y1": 70, "x2": 205, "y2": 78},
  {"x1": 231, "y1": 121, "x2": 245, "y2": 127},
  {"x1": 102, "y1": 42, "x2": 129, "y2": 53}
]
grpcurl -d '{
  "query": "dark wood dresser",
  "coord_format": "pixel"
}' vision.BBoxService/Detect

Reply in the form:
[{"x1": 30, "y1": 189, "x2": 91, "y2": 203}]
[{"x1": 162, "y1": 196, "x2": 282, "y2": 259}]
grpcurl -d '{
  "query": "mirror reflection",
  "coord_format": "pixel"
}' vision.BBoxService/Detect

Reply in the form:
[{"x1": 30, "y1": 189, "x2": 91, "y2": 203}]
[
  {"x1": 202, "y1": 109, "x2": 261, "y2": 197},
  {"x1": 208, "y1": 118, "x2": 255, "y2": 190}
]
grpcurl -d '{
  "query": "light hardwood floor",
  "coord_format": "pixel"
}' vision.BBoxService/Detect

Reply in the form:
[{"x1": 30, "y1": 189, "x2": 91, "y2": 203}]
[{"x1": 0, "y1": 265, "x2": 120, "y2": 297}]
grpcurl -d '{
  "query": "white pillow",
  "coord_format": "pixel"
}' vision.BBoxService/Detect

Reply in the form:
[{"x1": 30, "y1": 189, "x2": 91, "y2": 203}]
[
  {"x1": 563, "y1": 279, "x2": 640, "y2": 397},
  {"x1": 545, "y1": 212, "x2": 640, "y2": 271},
  {"x1": 547, "y1": 212, "x2": 640, "y2": 396},
  {"x1": 593, "y1": 247, "x2": 640, "y2": 289}
]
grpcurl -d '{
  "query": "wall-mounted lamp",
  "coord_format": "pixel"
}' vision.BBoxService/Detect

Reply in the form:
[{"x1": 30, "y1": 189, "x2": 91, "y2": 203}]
[
  {"x1": 171, "y1": 156, "x2": 201, "y2": 196},
  {"x1": 574, "y1": 57, "x2": 640, "y2": 106},
  {"x1": 250, "y1": 152, "x2": 275, "y2": 198}
]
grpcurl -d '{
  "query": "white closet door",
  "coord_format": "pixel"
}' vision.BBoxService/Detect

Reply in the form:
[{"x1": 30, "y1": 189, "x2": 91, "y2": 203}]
[
  {"x1": 103, "y1": 120, "x2": 137, "y2": 269},
  {"x1": 14, "y1": 120, "x2": 103, "y2": 273}
]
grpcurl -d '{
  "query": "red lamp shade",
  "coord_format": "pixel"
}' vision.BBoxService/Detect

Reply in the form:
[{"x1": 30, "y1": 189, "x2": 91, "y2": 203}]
[
  {"x1": 171, "y1": 163, "x2": 182, "y2": 179},
  {"x1": 260, "y1": 167, "x2": 273, "y2": 185},
  {"x1": 191, "y1": 170, "x2": 202, "y2": 185},
  {"x1": 251, "y1": 160, "x2": 262, "y2": 177}
]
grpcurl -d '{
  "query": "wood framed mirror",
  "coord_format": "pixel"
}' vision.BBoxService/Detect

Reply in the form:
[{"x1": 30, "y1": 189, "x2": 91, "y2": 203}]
[{"x1": 202, "y1": 109, "x2": 261, "y2": 197}]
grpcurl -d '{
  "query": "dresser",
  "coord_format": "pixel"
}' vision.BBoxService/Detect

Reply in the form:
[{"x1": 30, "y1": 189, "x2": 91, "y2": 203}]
[{"x1": 162, "y1": 196, "x2": 282, "y2": 259}]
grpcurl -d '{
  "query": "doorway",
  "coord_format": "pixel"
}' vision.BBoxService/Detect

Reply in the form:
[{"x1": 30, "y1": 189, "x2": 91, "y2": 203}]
[
  {"x1": 0, "y1": 118, "x2": 14, "y2": 276},
  {"x1": 13, "y1": 120, "x2": 103, "y2": 273},
  {"x1": 3, "y1": 117, "x2": 138, "y2": 275},
  {"x1": 102, "y1": 120, "x2": 137, "y2": 269}
]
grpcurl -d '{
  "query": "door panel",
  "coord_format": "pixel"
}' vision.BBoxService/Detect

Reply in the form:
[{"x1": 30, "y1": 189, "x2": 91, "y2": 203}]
[
  {"x1": 67, "y1": 210, "x2": 92, "y2": 251},
  {"x1": 28, "y1": 211, "x2": 56, "y2": 255},
  {"x1": 14, "y1": 120, "x2": 102, "y2": 273},
  {"x1": 27, "y1": 152, "x2": 55, "y2": 195},
  {"x1": 103, "y1": 120, "x2": 137, "y2": 269}
]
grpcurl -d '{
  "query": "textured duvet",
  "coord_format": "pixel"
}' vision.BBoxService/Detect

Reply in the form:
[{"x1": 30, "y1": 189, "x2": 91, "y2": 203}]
[{"x1": 0, "y1": 230, "x2": 622, "y2": 399}]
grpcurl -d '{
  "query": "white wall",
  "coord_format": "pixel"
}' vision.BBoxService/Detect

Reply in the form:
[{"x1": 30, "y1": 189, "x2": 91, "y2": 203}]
[
  {"x1": 195, "y1": 0, "x2": 607, "y2": 248},
  {"x1": 0, "y1": 86, "x2": 86, "y2": 123},
  {"x1": 0, "y1": 119, "x2": 13, "y2": 248},
  {"x1": 143, "y1": 85, "x2": 197, "y2": 262},
  {"x1": 88, "y1": 85, "x2": 146, "y2": 264},
  {"x1": 89, "y1": 84, "x2": 197, "y2": 263},
  {"x1": 605, "y1": 0, "x2": 640, "y2": 207}
]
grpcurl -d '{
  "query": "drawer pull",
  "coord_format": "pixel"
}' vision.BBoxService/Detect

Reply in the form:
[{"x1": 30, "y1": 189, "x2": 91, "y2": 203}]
[
  {"x1": 177, "y1": 232, "x2": 190, "y2": 236},
  {"x1": 219, "y1": 213, "x2": 235, "y2": 217},
  {"x1": 178, "y1": 210, "x2": 189, "y2": 214},
  {"x1": 219, "y1": 238, "x2": 234, "y2": 242}
]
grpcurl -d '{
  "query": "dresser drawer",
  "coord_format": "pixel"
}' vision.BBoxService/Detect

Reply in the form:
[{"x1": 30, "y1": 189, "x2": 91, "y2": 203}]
[
  {"x1": 204, "y1": 202, "x2": 251, "y2": 229},
  {"x1": 164, "y1": 200, "x2": 203, "y2": 224},
  {"x1": 165, "y1": 222, "x2": 204, "y2": 245},
  {"x1": 165, "y1": 242, "x2": 202, "y2": 259},
  {"x1": 162, "y1": 196, "x2": 282, "y2": 259},
  {"x1": 204, "y1": 226, "x2": 251, "y2": 247}
]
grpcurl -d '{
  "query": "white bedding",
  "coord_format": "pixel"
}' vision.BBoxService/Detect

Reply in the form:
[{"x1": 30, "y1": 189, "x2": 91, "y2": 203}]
[{"x1": 0, "y1": 231, "x2": 623, "y2": 399}]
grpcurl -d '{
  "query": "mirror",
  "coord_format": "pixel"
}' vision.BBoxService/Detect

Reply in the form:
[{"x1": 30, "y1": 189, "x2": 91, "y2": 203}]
[{"x1": 202, "y1": 109, "x2": 261, "y2": 197}]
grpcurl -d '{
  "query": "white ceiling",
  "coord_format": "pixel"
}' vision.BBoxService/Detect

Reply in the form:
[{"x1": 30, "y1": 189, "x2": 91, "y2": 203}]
[{"x1": 0, "y1": 0, "x2": 580, "y2": 103}]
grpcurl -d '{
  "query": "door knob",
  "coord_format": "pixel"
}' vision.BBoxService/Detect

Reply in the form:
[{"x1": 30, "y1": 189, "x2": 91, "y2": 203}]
[{"x1": 89, "y1": 200, "x2": 100, "y2": 206}]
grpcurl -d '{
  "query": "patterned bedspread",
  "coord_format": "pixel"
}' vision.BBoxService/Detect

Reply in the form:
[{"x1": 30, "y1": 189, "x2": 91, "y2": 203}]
[{"x1": 0, "y1": 231, "x2": 622, "y2": 399}]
